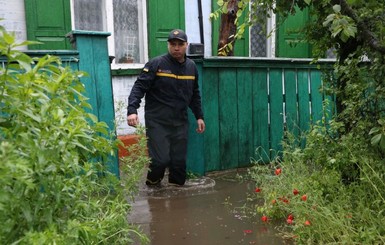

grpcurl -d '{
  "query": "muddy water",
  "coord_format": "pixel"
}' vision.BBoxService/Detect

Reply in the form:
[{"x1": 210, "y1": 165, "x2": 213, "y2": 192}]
[{"x1": 129, "y1": 171, "x2": 291, "y2": 245}]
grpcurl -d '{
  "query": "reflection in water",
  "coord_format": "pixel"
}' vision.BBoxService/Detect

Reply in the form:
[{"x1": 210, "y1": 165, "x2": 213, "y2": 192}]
[{"x1": 128, "y1": 172, "x2": 291, "y2": 245}]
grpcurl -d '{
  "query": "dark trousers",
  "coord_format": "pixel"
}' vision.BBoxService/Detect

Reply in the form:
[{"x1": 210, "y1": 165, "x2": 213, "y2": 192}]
[{"x1": 145, "y1": 119, "x2": 189, "y2": 185}]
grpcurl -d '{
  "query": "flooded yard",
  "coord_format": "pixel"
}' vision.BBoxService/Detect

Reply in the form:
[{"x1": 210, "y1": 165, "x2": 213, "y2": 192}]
[{"x1": 128, "y1": 170, "x2": 292, "y2": 245}]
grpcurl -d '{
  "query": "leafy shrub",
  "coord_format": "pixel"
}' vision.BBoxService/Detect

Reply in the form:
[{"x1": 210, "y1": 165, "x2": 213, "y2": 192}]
[
  {"x1": 247, "y1": 122, "x2": 385, "y2": 244},
  {"x1": 0, "y1": 25, "x2": 149, "y2": 244}
]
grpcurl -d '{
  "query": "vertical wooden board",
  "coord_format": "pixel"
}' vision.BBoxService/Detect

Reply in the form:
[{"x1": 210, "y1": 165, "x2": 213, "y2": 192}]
[
  {"x1": 76, "y1": 38, "x2": 99, "y2": 118},
  {"x1": 202, "y1": 68, "x2": 220, "y2": 172},
  {"x1": 90, "y1": 36, "x2": 119, "y2": 177},
  {"x1": 74, "y1": 32, "x2": 119, "y2": 177},
  {"x1": 187, "y1": 111, "x2": 205, "y2": 175},
  {"x1": 218, "y1": 69, "x2": 238, "y2": 170},
  {"x1": 310, "y1": 70, "x2": 323, "y2": 124},
  {"x1": 253, "y1": 69, "x2": 270, "y2": 162},
  {"x1": 237, "y1": 68, "x2": 254, "y2": 167},
  {"x1": 92, "y1": 37, "x2": 115, "y2": 131},
  {"x1": 269, "y1": 68, "x2": 284, "y2": 159},
  {"x1": 284, "y1": 69, "x2": 299, "y2": 136},
  {"x1": 187, "y1": 60, "x2": 205, "y2": 176},
  {"x1": 297, "y1": 69, "x2": 311, "y2": 134}
]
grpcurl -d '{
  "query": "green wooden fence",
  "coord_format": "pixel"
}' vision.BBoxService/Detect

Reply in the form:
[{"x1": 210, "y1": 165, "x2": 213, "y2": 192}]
[
  {"x1": 187, "y1": 57, "x2": 335, "y2": 175},
  {"x1": 3, "y1": 33, "x2": 335, "y2": 178}
]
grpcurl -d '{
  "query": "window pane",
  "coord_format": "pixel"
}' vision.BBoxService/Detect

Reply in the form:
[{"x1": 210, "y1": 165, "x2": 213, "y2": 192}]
[
  {"x1": 73, "y1": 0, "x2": 104, "y2": 31},
  {"x1": 250, "y1": 3, "x2": 267, "y2": 57},
  {"x1": 113, "y1": 0, "x2": 141, "y2": 64},
  {"x1": 250, "y1": 23, "x2": 267, "y2": 57}
]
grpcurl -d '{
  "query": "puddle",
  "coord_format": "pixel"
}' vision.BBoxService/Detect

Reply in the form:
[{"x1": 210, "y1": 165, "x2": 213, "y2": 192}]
[{"x1": 128, "y1": 170, "x2": 292, "y2": 245}]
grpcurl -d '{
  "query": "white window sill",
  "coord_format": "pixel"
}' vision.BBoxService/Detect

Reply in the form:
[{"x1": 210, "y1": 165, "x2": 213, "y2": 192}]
[{"x1": 111, "y1": 63, "x2": 145, "y2": 70}]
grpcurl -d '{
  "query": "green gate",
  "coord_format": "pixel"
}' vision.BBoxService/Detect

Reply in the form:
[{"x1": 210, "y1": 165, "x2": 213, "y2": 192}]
[{"x1": 187, "y1": 57, "x2": 335, "y2": 175}]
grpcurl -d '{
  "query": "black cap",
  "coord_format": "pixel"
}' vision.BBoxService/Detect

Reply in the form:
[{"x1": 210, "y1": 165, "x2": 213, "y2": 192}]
[{"x1": 168, "y1": 29, "x2": 188, "y2": 42}]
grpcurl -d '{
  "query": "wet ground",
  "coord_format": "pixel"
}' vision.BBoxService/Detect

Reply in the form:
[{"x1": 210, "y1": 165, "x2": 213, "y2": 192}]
[{"x1": 128, "y1": 170, "x2": 291, "y2": 245}]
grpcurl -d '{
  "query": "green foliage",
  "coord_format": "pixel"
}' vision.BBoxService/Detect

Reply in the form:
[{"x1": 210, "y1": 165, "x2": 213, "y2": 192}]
[
  {"x1": 369, "y1": 119, "x2": 385, "y2": 149},
  {"x1": 323, "y1": 5, "x2": 357, "y2": 42},
  {"x1": 246, "y1": 123, "x2": 385, "y2": 243},
  {"x1": 0, "y1": 25, "x2": 149, "y2": 244},
  {"x1": 215, "y1": 1, "x2": 385, "y2": 243}
]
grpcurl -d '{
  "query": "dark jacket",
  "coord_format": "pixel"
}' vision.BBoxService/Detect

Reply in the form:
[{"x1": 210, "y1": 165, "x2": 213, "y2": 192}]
[{"x1": 127, "y1": 53, "x2": 204, "y2": 126}]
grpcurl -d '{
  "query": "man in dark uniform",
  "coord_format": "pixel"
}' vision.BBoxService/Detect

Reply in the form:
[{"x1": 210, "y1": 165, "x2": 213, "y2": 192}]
[{"x1": 127, "y1": 29, "x2": 205, "y2": 187}]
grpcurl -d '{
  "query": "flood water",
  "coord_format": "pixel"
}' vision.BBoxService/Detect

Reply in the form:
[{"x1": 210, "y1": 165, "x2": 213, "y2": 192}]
[{"x1": 128, "y1": 170, "x2": 292, "y2": 245}]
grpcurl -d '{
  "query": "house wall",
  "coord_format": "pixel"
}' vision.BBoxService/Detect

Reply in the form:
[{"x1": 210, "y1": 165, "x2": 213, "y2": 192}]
[
  {"x1": 0, "y1": 0, "x2": 27, "y2": 49},
  {"x1": 113, "y1": 75, "x2": 145, "y2": 135}
]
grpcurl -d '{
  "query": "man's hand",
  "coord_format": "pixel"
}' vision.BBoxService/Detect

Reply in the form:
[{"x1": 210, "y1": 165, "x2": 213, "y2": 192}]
[
  {"x1": 127, "y1": 114, "x2": 139, "y2": 127},
  {"x1": 196, "y1": 119, "x2": 205, "y2": 133}
]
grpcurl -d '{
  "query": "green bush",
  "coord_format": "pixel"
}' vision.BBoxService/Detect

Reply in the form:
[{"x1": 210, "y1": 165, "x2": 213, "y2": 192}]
[
  {"x1": 0, "y1": 25, "x2": 149, "y2": 244},
  {"x1": 247, "y1": 122, "x2": 385, "y2": 244}
]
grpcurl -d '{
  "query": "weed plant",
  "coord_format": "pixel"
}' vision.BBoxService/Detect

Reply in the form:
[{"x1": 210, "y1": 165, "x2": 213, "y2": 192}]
[
  {"x1": 247, "y1": 120, "x2": 385, "y2": 244},
  {"x1": 0, "y1": 24, "x2": 149, "y2": 244}
]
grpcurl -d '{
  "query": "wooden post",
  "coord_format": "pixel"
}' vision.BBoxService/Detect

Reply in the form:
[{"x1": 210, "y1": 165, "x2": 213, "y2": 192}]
[
  {"x1": 186, "y1": 58, "x2": 205, "y2": 176},
  {"x1": 67, "y1": 30, "x2": 119, "y2": 178}
]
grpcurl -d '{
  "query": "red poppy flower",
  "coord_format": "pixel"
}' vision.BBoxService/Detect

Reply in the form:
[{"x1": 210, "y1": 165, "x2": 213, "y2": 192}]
[
  {"x1": 275, "y1": 168, "x2": 282, "y2": 175},
  {"x1": 255, "y1": 187, "x2": 261, "y2": 193},
  {"x1": 304, "y1": 220, "x2": 311, "y2": 226},
  {"x1": 261, "y1": 215, "x2": 268, "y2": 222},
  {"x1": 287, "y1": 214, "x2": 294, "y2": 220},
  {"x1": 243, "y1": 229, "x2": 253, "y2": 234},
  {"x1": 287, "y1": 218, "x2": 293, "y2": 225},
  {"x1": 279, "y1": 196, "x2": 289, "y2": 204},
  {"x1": 293, "y1": 189, "x2": 299, "y2": 195},
  {"x1": 301, "y1": 194, "x2": 307, "y2": 201}
]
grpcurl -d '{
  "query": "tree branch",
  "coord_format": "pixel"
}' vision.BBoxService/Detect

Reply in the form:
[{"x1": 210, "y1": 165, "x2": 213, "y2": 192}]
[{"x1": 332, "y1": 0, "x2": 385, "y2": 55}]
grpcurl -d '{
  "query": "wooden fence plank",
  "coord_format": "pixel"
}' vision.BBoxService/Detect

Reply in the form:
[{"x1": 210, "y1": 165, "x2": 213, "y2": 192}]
[
  {"x1": 219, "y1": 69, "x2": 239, "y2": 169},
  {"x1": 297, "y1": 69, "x2": 311, "y2": 147},
  {"x1": 202, "y1": 68, "x2": 220, "y2": 172},
  {"x1": 70, "y1": 31, "x2": 119, "y2": 177},
  {"x1": 253, "y1": 68, "x2": 269, "y2": 162},
  {"x1": 310, "y1": 70, "x2": 323, "y2": 123},
  {"x1": 284, "y1": 69, "x2": 299, "y2": 136},
  {"x1": 237, "y1": 68, "x2": 254, "y2": 167},
  {"x1": 187, "y1": 59, "x2": 205, "y2": 175},
  {"x1": 91, "y1": 37, "x2": 115, "y2": 131},
  {"x1": 269, "y1": 68, "x2": 284, "y2": 159}
]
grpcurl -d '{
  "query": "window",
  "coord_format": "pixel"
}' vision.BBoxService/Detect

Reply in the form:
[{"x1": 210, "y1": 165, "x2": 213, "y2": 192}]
[
  {"x1": 72, "y1": 0, "x2": 147, "y2": 67},
  {"x1": 250, "y1": 21, "x2": 267, "y2": 57},
  {"x1": 73, "y1": 0, "x2": 105, "y2": 31}
]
